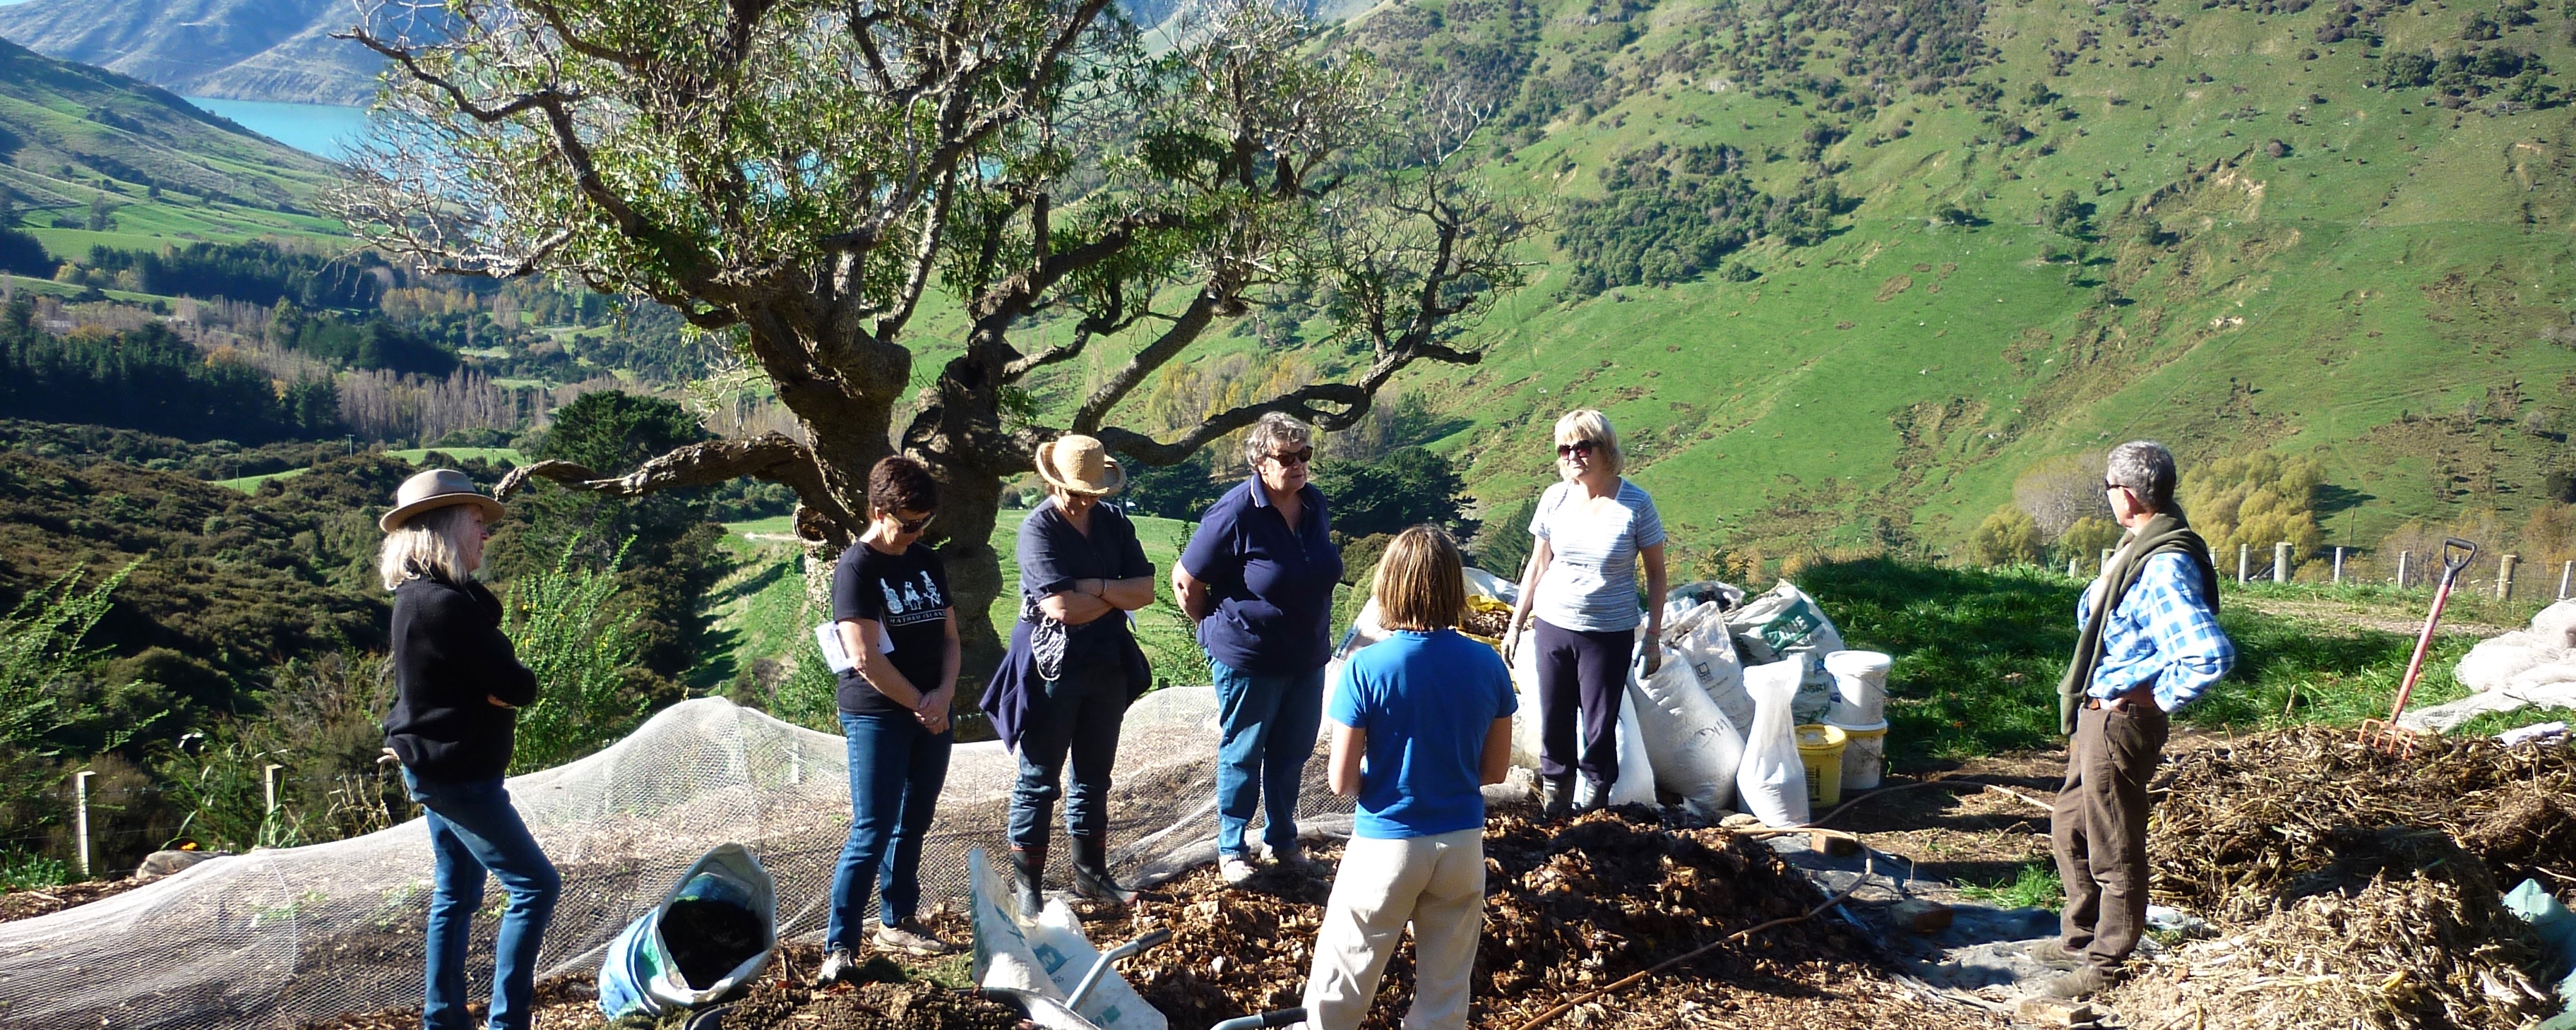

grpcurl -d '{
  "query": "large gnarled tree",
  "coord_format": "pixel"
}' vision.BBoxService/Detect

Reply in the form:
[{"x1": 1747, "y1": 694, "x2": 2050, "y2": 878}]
[{"x1": 333, "y1": 0, "x2": 1533, "y2": 677}]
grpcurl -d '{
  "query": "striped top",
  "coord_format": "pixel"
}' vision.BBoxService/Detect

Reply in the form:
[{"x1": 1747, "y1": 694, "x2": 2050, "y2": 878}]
[{"x1": 1528, "y1": 478, "x2": 1666, "y2": 633}]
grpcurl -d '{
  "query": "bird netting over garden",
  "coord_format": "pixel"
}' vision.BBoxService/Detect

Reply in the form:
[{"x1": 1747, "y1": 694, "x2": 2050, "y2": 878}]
[{"x1": 0, "y1": 693, "x2": 1342, "y2": 1029}]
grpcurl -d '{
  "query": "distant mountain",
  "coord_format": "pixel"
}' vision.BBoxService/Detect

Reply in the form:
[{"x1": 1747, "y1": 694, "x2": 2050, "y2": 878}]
[
  {"x1": 0, "y1": 37, "x2": 333, "y2": 214},
  {"x1": 0, "y1": 0, "x2": 381, "y2": 106}
]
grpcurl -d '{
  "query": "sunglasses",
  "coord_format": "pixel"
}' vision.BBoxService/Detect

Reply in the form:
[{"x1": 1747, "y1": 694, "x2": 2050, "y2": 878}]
[
  {"x1": 886, "y1": 512, "x2": 935, "y2": 533},
  {"x1": 2101, "y1": 481, "x2": 2125, "y2": 494},
  {"x1": 1265, "y1": 448, "x2": 1314, "y2": 466},
  {"x1": 1556, "y1": 440, "x2": 1598, "y2": 457}
]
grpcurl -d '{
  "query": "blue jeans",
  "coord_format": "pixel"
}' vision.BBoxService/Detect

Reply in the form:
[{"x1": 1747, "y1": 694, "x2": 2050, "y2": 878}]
[
  {"x1": 1008, "y1": 665, "x2": 1128, "y2": 849},
  {"x1": 1210, "y1": 659, "x2": 1325, "y2": 858},
  {"x1": 404, "y1": 769, "x2": 561, "y2": 1030},
  {"x1": 828, "y1": 710, "x2": 953, "y2": 949}
]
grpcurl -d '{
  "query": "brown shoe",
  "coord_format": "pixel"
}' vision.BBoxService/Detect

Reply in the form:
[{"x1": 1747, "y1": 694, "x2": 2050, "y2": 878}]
[
  {"x1": 2043, "y1": 964, "x2": 2118, "y2": 1000},
  {"x1": 2025, "y1": 938, "x2": 2084, "y2": 971}
]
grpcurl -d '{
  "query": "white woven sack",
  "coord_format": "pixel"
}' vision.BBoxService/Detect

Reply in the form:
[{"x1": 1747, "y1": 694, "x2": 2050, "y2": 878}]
[
  {"x1": 1735, "y1": 656, "x2": 1810, "y2": 828},
  {"x1": 1627, "y1": 642, "x2": 1743, "y2": 814}
]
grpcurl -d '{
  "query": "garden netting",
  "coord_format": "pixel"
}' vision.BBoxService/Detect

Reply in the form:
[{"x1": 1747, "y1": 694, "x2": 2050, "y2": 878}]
[{"x1": 0, "y1": 692, "x2": 1345, "y2": 1029}]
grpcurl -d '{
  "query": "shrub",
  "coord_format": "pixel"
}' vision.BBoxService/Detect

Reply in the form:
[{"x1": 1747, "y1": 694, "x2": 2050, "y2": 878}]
[
  {"x1": 2058, "y1": 517, "x2": 2125, "y2": 571},
  {"x1": 1970, "y1": 505, "x2": 2045, "y2": 567},
  {"x1": 2177, "y1": 453, "x2": 2325, "y2": 565},
  {"x1": 505, "y1": 537, "x2": 651, "y2": 772}
]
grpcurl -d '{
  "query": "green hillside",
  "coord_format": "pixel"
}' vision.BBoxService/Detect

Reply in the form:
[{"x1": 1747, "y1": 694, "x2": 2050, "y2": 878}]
[
  {"x1": 0, "y1": 37, "x2": 344, "y2": 258},
  {"x1": 1243, "y1": 0, "x2": 2576, "y2": 570}
]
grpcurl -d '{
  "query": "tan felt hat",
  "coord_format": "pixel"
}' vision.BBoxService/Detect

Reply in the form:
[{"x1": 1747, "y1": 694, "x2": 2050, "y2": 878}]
[
  {"x1": 380, "y1": 468, "x2": 507, "y2": 533},
  {"x1": 1034, "y1": 434, "x2": 1126, "y2": 496}
]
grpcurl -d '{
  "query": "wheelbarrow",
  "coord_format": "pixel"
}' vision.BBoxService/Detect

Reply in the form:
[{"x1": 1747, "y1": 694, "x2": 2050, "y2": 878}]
[
  {"x1": 2359, "y1": 537, "x2": 2477, "y2": 758},
  {"x1": 978, "y1": 926, "x2": 1304, "y2": 1030}
]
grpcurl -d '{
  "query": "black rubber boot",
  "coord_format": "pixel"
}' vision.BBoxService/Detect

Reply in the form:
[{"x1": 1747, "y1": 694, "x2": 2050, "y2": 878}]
[
  {"x1": 1542, "y1": 777, "x2": 1574, "y2": 821},
  {"x1": 1010, "y1": 845, "x2": 1046, "y2": 919},
  {"x1": 1069, "y1": 836, "x2": 1138, "y2": 906}
]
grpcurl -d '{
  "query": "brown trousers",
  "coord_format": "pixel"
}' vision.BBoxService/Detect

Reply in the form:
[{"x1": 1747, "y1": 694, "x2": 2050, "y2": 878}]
[{"x1": 2051, "y1": 700, "x2": 2169, "y2": 969}]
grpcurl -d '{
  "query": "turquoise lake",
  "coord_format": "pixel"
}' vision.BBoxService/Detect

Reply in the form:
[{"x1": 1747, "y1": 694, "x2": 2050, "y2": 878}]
[{"x1": 184, "y1": 97, "x2": 373, "y2": 161}]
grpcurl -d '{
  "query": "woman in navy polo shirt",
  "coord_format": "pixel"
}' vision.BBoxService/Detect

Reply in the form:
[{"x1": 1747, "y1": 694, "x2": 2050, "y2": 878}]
[{"x1": 1174, "y1": 412, "x2": 1344, "y2": 885}]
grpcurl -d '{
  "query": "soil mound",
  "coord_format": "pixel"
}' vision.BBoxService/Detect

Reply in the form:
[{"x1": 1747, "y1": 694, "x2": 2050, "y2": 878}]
[{"x1": 1119, "y1": 804, "x2": 2000, "y2": 1030}]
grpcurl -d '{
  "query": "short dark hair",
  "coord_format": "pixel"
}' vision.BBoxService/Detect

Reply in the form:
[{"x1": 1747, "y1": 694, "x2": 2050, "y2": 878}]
[
  {"x1": 869, "y1": 455, "x2": 939, "y2": 515},
  {"x1": 2106, "y1": 441, "x2": 2177, "y2": 513}
]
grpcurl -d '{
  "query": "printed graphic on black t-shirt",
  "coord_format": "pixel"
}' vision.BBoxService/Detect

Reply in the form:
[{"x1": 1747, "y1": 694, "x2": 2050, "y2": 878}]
[{"x1": 830, "y1": 542, "x2": 952, "y2": 715}]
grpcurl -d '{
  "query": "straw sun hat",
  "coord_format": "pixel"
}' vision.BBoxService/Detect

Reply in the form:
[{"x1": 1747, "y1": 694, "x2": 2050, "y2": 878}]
[
  {"x1": 1034, "y1": 435, "x2": 1126, "y2": 496},
  {"x1": 379, "y1": 468, "x2": 508, "y2": 533}
]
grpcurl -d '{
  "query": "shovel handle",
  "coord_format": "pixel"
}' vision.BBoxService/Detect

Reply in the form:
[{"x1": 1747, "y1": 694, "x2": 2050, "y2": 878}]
[{"x1": 2439, "y1": 538, "x2": 2478, "y2": 579}]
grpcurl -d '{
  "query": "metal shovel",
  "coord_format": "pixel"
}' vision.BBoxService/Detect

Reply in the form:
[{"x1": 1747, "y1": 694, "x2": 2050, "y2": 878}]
[{"x1": 2359, "y1": 537, "x2": 2477, "y2": 757}]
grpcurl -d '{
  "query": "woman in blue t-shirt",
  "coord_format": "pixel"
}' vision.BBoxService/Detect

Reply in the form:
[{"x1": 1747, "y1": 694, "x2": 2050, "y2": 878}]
[
  {"x1": 1302, "y1": 526, "x2": 1515, "y2": 1030},
  {"x1": 1501, "y1": 409, "x2": 1667, "y2": 820},
  {"x1": 818, "y1": 456, "x2": 960, "y2": 983},
  {"x1": 1174, "y1": 413, "x2": 1343, "y2": 885}
]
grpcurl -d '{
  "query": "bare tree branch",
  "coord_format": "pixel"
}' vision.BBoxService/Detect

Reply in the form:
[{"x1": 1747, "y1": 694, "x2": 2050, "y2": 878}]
[
  {"x1": 1069, "y1": 289, "x2": 1227, "y2": 431},
  {"x1": 495, "y1": 433, "x2": 859, "y2": 534}
]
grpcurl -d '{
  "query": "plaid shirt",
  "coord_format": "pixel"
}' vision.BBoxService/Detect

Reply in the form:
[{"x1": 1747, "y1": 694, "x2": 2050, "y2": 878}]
[{"x1": 2076, "y1": 552, "x2": 2236, "y2": 712}]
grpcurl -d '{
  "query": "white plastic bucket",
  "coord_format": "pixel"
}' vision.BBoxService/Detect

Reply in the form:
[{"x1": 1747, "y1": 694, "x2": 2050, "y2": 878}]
[
  {"x1": 1822, "y1": 650, "x2": 1892, "y2": 725},
  {"x1": 1830, "y1": 719, "x2": 1889, "y2": 791}
]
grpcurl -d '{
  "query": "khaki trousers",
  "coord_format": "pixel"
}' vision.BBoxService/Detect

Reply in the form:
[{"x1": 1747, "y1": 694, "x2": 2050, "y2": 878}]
[
  {"x1": 1302, "y1": 828, "x2": 1486, "y2": 1030},
  {"x1": 2051, "y1": 701, "x2": 2169, "y2": 969}
]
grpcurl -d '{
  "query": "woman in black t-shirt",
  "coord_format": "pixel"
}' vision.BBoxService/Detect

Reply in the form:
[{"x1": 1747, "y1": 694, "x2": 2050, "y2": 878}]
[{"x1": 817, "y1": 457, "x2": 960, "y2": 983}]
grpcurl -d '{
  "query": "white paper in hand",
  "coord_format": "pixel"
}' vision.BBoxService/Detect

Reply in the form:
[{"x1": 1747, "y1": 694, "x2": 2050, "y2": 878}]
[{"x1": 813, "y1": 620, "x2": 895, "y2": 675}]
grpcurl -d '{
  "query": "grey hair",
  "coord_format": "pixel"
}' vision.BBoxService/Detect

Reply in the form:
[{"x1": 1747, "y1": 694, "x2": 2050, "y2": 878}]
[
  {"x1": 2106, "y1": 441, "x2": 2178, "y2": 513},
  {"x1": 1243, "y1": 412, "x2": 1313, "y2": 467},
  {"x1": 378, "y1": 504, "x2": 481, "y2": 590}
]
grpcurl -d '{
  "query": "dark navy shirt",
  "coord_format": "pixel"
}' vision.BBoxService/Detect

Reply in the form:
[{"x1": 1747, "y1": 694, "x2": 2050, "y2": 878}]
[
  {"x1": 1179, "y1": 479, "x2": 1344, "y2": 673},
  {"x1": 1017, "y1": 497, "x2": 1155, "y2": 670}
]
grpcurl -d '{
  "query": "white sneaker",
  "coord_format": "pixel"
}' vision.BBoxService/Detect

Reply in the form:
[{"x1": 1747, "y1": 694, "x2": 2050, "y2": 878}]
[
  {"x1": 1267, "y1": 841, "x2": 1308, "y2": 868},
  {"x1": 1219, "y1": 854, "x2": 1258, "y2": 885}
]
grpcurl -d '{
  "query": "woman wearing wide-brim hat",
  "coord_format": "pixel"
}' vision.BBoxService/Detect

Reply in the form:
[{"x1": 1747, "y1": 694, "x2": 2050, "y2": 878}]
[
  {"x1": 376, "y1": 468, "x2": 560, "y2": 1030},
  {"x1": 981, "y1": 434, "x2": 1157, "y2": 916}
]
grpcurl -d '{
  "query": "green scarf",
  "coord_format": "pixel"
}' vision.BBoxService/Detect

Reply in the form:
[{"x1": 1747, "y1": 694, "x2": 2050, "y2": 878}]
[{"x1": 2058, "y1": 509, "x2": 2219, "y2": 735}]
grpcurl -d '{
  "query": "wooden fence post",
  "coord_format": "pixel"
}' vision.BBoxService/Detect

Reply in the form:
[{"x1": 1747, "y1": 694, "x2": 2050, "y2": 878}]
[
  {"x1": 2274, "y1": 541, "x2": 2292, "y2": 584},
  {"x1": 2238, "y1": 543, "x2": 2251, "y2": 584},
  {"x1": 2398, "y1": 550, "x2": 2411, "y2": 589},
  {"x1": 2500, "y1": 554, "x2": 2520, "y2": 601},
  {"x1": 2333, "y1": 547, "x2": 2345, "y2": 585},
  {"x1": 74, "y1": 769, "x2": 93, "y2": 878}
]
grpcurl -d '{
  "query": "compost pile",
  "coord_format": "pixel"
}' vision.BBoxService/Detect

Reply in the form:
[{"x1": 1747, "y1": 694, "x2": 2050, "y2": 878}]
[
  {"x1": 715, "y1": 942, "x2": 1022, "y2": 1030},
  {"x1": 1120, "y1": 804, "x2": 1999, "y2": 1030},
  {"x1": 663, "y1": 897, "x2": 768, "y2": 989},
  {"x1": 2103, "y1": 727, "x2": 2576, "y2": 1030}
]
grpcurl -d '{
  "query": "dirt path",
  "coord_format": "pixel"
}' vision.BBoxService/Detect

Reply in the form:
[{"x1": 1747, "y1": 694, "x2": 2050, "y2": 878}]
[{"x1": 2228, "y1": 593, "x2": 2510, "y2": 638}]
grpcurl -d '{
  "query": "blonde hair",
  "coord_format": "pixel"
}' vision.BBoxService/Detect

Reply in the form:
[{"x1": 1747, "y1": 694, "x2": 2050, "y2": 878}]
[
  {"x1": 1554, "y1": 409, "x2": 1623, "y2": 476},
  {"x1": 378, "y1": 505, "x2": 480, "y2": 590},
  {"x1": 1372, "y1": 526, "x2": 1467, "y2": 632}
]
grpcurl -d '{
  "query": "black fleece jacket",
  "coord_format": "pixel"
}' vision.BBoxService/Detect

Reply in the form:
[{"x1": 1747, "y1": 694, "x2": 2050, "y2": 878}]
[{"x1": 383, "y1": 573, "x2": 539, "y2": 782}]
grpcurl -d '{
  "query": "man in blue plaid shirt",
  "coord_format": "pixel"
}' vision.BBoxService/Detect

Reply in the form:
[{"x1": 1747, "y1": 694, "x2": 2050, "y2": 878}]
[{"x1": 2034, "y1": 441, "x2": 2235, "y2": 1000}]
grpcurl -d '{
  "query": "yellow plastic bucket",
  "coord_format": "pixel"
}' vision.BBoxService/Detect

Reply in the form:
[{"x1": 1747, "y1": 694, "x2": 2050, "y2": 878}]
[{"x1": 1794, "y1": 724, "x2": 1849, "y2": 806}]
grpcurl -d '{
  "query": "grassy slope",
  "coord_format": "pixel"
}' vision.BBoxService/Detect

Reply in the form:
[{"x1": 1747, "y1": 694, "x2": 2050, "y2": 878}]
[
  {"x1": 1286, "y1": 0, "x2": 2576, "y2": 564},
  {"x1": 0, "y1": 37, "x2": 345, "y2": 256}
]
